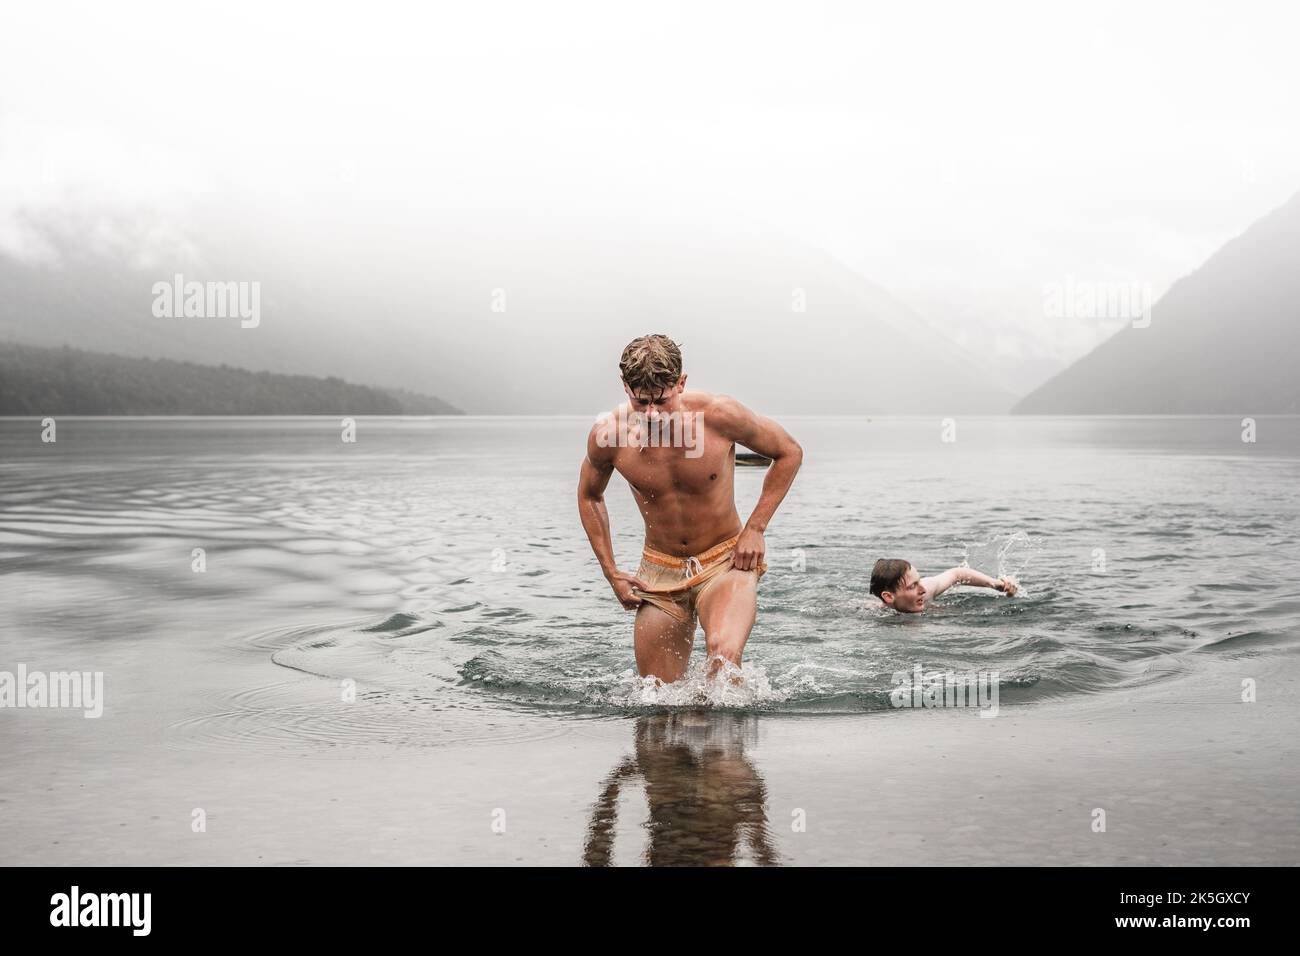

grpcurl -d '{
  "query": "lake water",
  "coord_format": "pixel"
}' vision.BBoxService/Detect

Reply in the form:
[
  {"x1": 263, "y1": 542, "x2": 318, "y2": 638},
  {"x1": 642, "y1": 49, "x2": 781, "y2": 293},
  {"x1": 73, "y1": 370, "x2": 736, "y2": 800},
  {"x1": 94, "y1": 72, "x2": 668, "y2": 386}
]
[{"x1": 4, "y1": 416, "x2": 1298, "y2": 747}]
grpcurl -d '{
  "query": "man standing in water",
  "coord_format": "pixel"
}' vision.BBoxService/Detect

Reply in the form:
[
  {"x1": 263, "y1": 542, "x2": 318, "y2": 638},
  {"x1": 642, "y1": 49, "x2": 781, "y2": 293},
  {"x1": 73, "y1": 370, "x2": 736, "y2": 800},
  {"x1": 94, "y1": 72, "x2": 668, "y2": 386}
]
[{"x1": 578, "y1": 334, "x2": 803, "y2": 683}]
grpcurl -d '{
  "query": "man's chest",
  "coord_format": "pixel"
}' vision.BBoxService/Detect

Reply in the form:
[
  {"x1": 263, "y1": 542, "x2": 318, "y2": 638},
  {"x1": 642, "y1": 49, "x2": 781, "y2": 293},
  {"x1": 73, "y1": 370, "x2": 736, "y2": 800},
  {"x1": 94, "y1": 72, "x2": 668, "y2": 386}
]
[{"x1": 614, "y1": 441, "x2": 735, "y2": 497}]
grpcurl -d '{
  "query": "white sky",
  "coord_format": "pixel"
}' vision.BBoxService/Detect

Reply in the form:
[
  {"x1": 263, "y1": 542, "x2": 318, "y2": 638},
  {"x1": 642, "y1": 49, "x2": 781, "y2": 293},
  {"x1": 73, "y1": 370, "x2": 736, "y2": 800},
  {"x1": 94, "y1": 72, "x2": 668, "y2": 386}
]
[{"x1": 3, "y1": 0, "x2": 1298, "y2": 385}]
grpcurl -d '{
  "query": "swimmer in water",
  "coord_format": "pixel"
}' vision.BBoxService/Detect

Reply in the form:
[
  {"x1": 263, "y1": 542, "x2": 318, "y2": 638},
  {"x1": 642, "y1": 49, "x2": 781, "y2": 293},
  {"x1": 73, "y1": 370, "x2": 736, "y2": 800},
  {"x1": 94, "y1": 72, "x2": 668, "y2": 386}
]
[{"x1": 869, "y1": 558, "x2": 1017, "y2": 613}]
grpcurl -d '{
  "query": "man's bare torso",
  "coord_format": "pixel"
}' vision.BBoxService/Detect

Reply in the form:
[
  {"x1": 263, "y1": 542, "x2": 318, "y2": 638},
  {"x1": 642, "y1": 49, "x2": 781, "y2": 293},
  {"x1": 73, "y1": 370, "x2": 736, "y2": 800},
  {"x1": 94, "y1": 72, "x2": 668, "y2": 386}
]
[{"x1": 604, "y1": 392, "x2": 741, "y2": 557}]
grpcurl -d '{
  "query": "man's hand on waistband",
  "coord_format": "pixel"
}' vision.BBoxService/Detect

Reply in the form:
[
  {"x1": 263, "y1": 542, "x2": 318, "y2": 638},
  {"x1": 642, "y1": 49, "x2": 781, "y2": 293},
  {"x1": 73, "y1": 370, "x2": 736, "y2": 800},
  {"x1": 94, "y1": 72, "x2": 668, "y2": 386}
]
[
  {"x1": 733, "y1": 526, "x2": 765, "y2": 571},
  {"x1": 607, "y1": 569, "x2": 650, "y2": 610}
]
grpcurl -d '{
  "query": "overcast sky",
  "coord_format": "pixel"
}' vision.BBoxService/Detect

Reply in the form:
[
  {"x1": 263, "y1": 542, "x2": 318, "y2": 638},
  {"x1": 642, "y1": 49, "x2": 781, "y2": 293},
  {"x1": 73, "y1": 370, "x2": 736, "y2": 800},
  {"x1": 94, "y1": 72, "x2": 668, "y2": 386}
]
[{"x1": 3, "y1": 0, "x2": 1298, "y2": 388}]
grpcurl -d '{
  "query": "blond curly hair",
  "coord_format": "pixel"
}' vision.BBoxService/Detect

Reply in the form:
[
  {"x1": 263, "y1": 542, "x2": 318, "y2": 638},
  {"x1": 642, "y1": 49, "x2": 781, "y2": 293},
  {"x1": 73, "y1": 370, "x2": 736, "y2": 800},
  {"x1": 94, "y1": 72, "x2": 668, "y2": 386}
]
[{"x1": 619, "y1": 334, "x2": 683, "y2": 395}]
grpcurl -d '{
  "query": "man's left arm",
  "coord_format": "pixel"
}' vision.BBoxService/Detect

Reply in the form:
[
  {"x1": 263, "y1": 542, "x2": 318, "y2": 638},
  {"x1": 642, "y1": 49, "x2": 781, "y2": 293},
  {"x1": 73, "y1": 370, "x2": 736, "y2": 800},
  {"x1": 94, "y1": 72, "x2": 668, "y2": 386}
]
[{"x1": 713, "y1": 396, "x2": 803, "y2": 571}]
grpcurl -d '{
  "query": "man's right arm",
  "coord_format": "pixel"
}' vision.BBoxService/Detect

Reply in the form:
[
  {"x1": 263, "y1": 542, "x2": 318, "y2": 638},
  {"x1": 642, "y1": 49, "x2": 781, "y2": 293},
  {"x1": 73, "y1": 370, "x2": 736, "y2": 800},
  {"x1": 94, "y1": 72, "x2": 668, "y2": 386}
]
[
  {"x1": 577, "y1": 422, "x2": 646, "y2": 609},
  {"x1": 922, "y1": 566, "x2": 1017, "y2": 598}
]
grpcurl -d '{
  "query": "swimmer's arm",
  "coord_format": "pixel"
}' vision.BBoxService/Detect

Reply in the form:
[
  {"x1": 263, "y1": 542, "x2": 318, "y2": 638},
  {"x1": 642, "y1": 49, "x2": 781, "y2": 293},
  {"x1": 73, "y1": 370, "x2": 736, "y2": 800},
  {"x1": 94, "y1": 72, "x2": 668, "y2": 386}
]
[{"x1": 922, "y1": 567, "x2": 1017, "y2": 598}]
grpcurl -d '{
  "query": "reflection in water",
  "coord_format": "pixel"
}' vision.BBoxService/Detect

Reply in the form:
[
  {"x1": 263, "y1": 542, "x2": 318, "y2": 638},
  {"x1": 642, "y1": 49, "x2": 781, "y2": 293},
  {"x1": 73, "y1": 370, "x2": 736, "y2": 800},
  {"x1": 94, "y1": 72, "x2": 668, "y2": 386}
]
[{"x1": 583, "y1": 712, "x2": 779, "y2": 866}]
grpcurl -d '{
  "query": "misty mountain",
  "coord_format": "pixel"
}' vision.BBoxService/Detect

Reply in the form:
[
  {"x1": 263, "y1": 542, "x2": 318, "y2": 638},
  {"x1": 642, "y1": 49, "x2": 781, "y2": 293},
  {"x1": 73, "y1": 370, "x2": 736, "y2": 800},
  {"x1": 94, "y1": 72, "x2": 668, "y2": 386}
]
[
  {"x1": 0, "y1": 342, "x2": 461, "y2": 415},
  {"x1": 1014, "y1": 190, "x2": 1300, "y2": 414},
  {"x1": 0, "y1": 207, "x2": 1018, "y2": 414}
]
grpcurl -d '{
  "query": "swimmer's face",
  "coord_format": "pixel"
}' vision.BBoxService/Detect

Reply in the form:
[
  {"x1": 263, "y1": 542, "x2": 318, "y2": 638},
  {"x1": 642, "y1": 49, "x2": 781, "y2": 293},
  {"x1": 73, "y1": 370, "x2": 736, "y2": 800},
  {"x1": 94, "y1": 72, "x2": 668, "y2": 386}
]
[
  {"x1": 623, "y1": 376, "x2": 686, "y2": 420},
  {"x1": 883, "y1": 567, "x2": 926, "y2": 613}
]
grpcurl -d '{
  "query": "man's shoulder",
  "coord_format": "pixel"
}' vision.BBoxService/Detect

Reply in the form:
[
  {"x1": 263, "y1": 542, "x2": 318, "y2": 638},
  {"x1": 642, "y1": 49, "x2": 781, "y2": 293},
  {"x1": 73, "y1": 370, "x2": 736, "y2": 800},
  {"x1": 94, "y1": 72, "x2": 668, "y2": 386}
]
[
  {"x1": 688, "y1": 391, "x2": 749, "y2": 422},
  {"x1": 585, "y1": 406, "x2": 628, "y2": 461}
]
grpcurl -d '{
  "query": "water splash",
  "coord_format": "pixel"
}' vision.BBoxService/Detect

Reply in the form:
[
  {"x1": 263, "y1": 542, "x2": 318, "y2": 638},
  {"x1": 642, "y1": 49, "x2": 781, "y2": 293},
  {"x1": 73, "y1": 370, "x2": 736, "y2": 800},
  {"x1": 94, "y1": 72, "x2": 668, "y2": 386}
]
[
  {"x1": 960, "y1": 531, "x2": 1037, "y2": 590},
  {"x1": 598, "y1": 658, "x2": 787, "y2": 709}
]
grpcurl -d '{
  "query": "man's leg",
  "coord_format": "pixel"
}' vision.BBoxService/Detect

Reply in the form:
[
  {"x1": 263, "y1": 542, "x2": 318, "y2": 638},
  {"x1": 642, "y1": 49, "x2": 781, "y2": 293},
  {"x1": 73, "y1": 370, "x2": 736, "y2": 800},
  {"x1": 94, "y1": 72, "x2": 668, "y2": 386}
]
[
  {"x1": 695, "y1": 567, "x2": 759, "y2": 679},
  {"x1": 634, "y1": 601, "x2": 696, "y2": 683}
]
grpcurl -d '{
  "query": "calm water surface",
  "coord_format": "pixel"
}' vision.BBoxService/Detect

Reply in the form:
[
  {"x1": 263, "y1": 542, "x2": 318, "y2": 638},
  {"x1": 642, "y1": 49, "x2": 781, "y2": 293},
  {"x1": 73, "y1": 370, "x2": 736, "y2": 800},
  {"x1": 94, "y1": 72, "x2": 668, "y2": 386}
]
[{"x1": 3, "y1": 416, "x2": 1298, "y2": 755}]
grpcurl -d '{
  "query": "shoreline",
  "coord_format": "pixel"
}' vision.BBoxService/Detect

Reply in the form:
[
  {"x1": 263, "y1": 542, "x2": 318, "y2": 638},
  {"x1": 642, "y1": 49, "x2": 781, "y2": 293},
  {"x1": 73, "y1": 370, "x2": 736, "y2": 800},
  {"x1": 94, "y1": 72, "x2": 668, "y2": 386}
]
[{"x1": 2, "y1": 644, "x2": 1294, "y2": 866}]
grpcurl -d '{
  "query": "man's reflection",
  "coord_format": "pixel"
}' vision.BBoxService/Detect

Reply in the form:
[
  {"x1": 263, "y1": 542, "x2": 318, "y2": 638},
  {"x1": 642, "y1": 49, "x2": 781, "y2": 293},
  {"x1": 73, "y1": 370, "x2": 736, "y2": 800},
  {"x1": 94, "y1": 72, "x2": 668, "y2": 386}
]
[{"x1": 582, "y1": 711, "x2": 779, "y2": 866}]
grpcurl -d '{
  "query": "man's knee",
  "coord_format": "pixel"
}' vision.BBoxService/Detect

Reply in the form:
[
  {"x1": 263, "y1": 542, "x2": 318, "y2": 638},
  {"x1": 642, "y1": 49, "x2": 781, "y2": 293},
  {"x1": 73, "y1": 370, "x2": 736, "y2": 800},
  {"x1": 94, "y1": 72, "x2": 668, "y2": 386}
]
[{"x1": 703, "y1": 623, "x2": 747, "y2": 657}]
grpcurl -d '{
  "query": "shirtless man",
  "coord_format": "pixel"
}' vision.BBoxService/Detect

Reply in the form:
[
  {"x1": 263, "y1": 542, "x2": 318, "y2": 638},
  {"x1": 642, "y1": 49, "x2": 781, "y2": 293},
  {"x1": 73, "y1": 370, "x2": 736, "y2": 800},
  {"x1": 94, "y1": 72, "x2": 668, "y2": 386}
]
[{"x1": 577, "y1": 334, "x2": 803, "y2": 683}]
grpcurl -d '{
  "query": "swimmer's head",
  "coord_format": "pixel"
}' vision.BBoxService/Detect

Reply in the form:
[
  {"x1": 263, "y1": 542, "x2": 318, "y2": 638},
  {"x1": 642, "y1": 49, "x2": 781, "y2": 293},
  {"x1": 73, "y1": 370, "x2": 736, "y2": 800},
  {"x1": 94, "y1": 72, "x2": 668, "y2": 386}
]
[
  {"x1": 871, "y1": 558, "x2": 926, "y2": 613},
  {"x1": 620, "y1": 334, "x2": 686, "y2": 418}
]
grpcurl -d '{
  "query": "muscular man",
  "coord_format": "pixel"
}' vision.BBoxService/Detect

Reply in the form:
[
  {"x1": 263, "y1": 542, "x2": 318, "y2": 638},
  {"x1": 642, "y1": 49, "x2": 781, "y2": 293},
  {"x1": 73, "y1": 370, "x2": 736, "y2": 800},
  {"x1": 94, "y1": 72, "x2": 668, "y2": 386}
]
[{"x1": 577, "y1": 334, "x2": 802, "y2": 683}]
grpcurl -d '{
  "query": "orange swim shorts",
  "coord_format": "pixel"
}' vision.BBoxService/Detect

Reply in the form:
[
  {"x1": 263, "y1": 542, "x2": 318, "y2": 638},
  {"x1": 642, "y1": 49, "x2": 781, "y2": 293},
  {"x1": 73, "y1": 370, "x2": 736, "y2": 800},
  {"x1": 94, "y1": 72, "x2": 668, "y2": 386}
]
[{"x1": 633, "y1": 533, "x2": 767, "y2": 624}]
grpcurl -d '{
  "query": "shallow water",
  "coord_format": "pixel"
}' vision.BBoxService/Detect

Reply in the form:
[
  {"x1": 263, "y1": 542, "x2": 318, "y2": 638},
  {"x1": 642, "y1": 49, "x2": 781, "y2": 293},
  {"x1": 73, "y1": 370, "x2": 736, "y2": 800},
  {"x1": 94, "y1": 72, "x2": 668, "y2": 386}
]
[{"x1": 4, "y1": 416, "x2": 1299, "y2": 754}]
